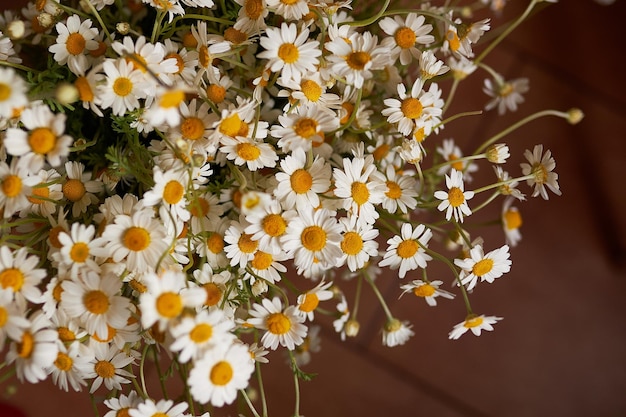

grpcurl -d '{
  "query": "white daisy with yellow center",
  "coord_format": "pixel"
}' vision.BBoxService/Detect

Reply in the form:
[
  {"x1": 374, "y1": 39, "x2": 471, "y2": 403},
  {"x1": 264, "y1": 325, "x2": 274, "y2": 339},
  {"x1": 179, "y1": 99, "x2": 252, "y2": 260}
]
[
  {"x1": 195, "y1": 217, "x2": 230, "y2": 271},
  {"x1": 399, "y1": 279, "x2": 455, "y2": 307},
  {"x1": 382, "y1": 318, "x2": 414, "y2": 347},
  {"x1": 233, "y1": 0, "x2": 269, "y2": 33},
  {"x1": 520, "y1": 144, "x2": 561, "y2": 200},
  {"x1": 0, "y1": 67, "x2": 28, "y2": 119},
  {"x1": 85, "y1": 343, "x2": 135, "y2": 394},
  {"x1": 265, "y1": 0, "x2": 309, "y2": 20},
  {"x1": 0, "y1": 246, "x2": 46, "y2": 305},
  {"x1": 380, "y1": 164, "x2": 419, "y2": 215},
  {"x1": 448, "y1": 314, "x2": 502, "y2": 340},
  {"x1": 455, "y1": 244, "x2": 511, "y2": 291},
  {"x1": 188, "y1": 342, "x2": 255, "y2": 407},
  {"x1": 0, "y1": 289, "x2": 30, "y2": 351},
  {"x1": 98, "y1": 58, "x2": 150, "y2": 116},
  {"x1": 382, "y1": 80, "x2": 440, "y2": 136},
  {"x1": 244, "y1": 198, "x2": 294, "y2": 254},
  {"x1": 502, "y1": 197, "x2": 523, "y2": 247},
  {"x1": 219, "y1": 135, "x2": 278, "y2": 172},
  {"x1": 62, "y1": 161, "x2": 103, "y2": 218},
  {"x1": 247, "y1": 297, "x2": 308, "y2": 350},
  {"x1": 191, "y1": 21, "x2": 230, "y2": 84},
  {"x1": 272, "y1": 103, "x2": 339, "y2": 153},
  {"x1": 48, "y1": 15, "x2": 99, "y2": 75},
  {"x1": 142, "y1": 165, "x2": 191, "y2": 222},
  {"x1": 379, "y1": 12, "x2": 434, "y2": 66},
  {"x1": 378, "y1": 222, "x2": 433, "y2": 279},
  {"x1": 56, "y1": 223, "x2": 107, "y2": 279},
  {"x1": 296, "y1": 280, "x2": 334, "y2": 321},
  {"x1": 0, "y1": 160, "x2": 39, "y2": 219},
  {"x1": 25, "y1": 168, "x2": 63, "y2": 218},
  {"x1": 436, "y1": 138, "x2": 478, "y2": 181},
  {"x1": 129, "y1": 398, "x2": 189, "y2": 417},
  {"x1": 277, "y1": 71, "x2": 342, "y2": 111},
  {"x1": 48, "y1": 340, "x2": 93, "y2": 392},
  {"x1": 434, "y1": 168, "x2": 475, "y2": 223},
  {"x1": 336, "y1": 214, "x2": 379, "y2": 272},
  {"x1": 484, "y1": 75, "x2": 529, "y2": 115}
]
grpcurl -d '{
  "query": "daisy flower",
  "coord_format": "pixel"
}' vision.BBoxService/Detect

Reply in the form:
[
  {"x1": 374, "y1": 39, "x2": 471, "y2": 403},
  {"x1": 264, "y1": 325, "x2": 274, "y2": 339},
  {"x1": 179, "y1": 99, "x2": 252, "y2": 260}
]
[
  {"x1": 434, "y1": 168, "x2": 475, "y2": 223},
  {"x1": 187, "y1": 190, "x2": 224, "y2": 235},
  {"x1": 55, "y1": 223, "x2": 107, "y2": 278},
  {"x1": 274, "y1": 103, "x2": 339, "y2": 153},
  {"x1": 493, "y1": 166, "x2": 525, "y2": 201},
  {"x1": 0, "y1": 67, "x2": 28, "y2": 119},
  {"x1": 112, "y1": 35, "x2": 179, "y2": 83},
  {"x1": 61, "y1": 271, "x2": 131, "y2": 339},
  {"x1": 336, "y1": 214, "x2": 379, "y2": 272},
  {"x1": 485, "y1": 143, "x2": 510, "y2": 164},
  {"x1": 212, "y1": 97, "x2": 256, "y2": 142},
  {"x1": 47, "y1": 341, "x2": 93, "y2": 392},
  {"x1": 0, "y1": 246, "x2": 45, "y2": 305},
  {"x1": 484, "y1": 76, "x2": 529, "y2": 115},
  {"x1": 399, "y1": 279, "x2": 455, "y2": 306},
  {"x1": 61, "y1": 161, "x2": 103, "y2": 217},
  {"x1": 4, "y1": 104, "x2": 73, "y2": 172},
  {"x1": 332, "y1": 294, "x2": 350, "y2": 341},
  {"x1": 245, "y1": 248, "x2": 289, "y2": 284},
  {"x1": 0, "y1": 289, "x2": 30, "y2": 351},
  {"x1": 188, "y1": 342, "x2": 255, "y2": 407},
  {"x1": 247, "y1": 297, "x2": 308, "y2": 350},
  {"x1": 195, "y1": 217, "x2": 230, "y2": 270},
  {"x1": 175, "y1": 98, "x2": 216, "y2": 153},
  {"x1": 163, "y1": 38, "x2": 199, "y2": 84},
  {"x1": 6, "y1": 312, "x2": 58, "y2": 384},
  {"x1": 233, "y1": 0, "x2": 269, "y2": 33},
  {"x1": 379, "y1": 13, "x2": 434, "y2": 66},
  {"x1": 98, "y1": 58, "x2": 150, "y2": 116},
  {"x1": 100, "y1": 211, "x2": 171, "y2": 274},
  {"x1": 24, "y1": 168, "x2": 63, "y2": 217},
  {"x1": 220, "y1": 135, "x2": 278, "y2": 171},
  {"x1": 502, "y1": 197, "x2": 522, "y2": 247},
  {"x1": 381, "y1": 164, "x2": 418, "y2": 214},
  {"x1": 296, "y1": 280, "x2": 334, "y2": 321},
  {"x1": 266, "y1": 0, "x2": 309, "y2": 20},
  {"x1": 85, "y1": 343, "x2": 135, "y2": 393},
  {"x1": 382, "y1": 80, "x2": 441, "y2": 136},
  {"x1": 144, "y1": 83, "x2": 192, "y2": 128},
  {"x1": 520, "y1": 144, "x2": 561, "y2": 200},
  {"x1": 444, "y1": 18, "x2": 490, "y2": 58},
  {"x1": 104, "y1": 391, "x2": 141, "y2": 417},
  {"x1": 142, "y1": 165, "x2": 191, "y2": 222},
  {"x1": 224, "y1": 219, "x2": 260, "y2": 268},
  {"x1": 0, "y1": 159, "x2": 39, "y2": 218},
  {"x1": 448, "y1": 314, "x2": 502, "y2": 340},
  {"x1": 333, "y1": 155, "x2": 387, "y2": 222},
  {"x1": 378, "y1": 223, "x2": 433, "y2": 279},
  {"x1": 277, "y1": 71, "x2": 341, "y2": 110},
  {"x1": 418, "y1": 50, "x2": 449, "y2": 81},
  {"x1": 72, "y1": 69, "x2": 105, "y2": 118},
  {"x1": 454, "y1": 244, "x2": 512, "y2": 291},
  {"x1": 281, "y1": 206, "x2": 343, "y2": 271},
  {"x1": 130, "y1": 399, "x2": 188, "y2": 417},
  {"x1": 382, "y1": 318, "x2": 414, "y2": 347},
  {"x1": 138, "y1": 269, "x2": 206, "y2": 332},
  {"x1": 169, "y1": 309, "x2": 236, "y2": 363},
  {"x1": 244, "y1": 198, "x2": 293, "y2": 254},
  {"x1": 48, "y1": 15, "x2": 99, "y2": 75},
  {"x1": 191, "y1": 21, "x2": 230, "y2": 84}
]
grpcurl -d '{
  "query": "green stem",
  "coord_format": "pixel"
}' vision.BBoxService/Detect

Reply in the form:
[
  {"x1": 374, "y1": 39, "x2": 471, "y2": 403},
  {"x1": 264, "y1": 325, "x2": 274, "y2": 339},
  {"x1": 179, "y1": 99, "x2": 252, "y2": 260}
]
[
  {"x1": 471, "y1": 190, "x2": 500, "y2": 214},
  {"x1": 288, "y1": 351, "x2": 302, "y2": 417},
  {"x1": 347, "y1": 0, "x2": 391, "y2": 27},
  {"x1": 422, "y1": 246, "x2": 473, "y2": 315},
  {"x1": 365, "y1": 273, "x2": 394, "y2": 320},
  {"x1": 351, "y1": 275, "x2": 364, "y2": 319},
  {"x1": 90, "y1": 393, "x2": 101, "y2": 417},
  {"x1": 152, "y1": 344, "x2": 169, "y2": 400},
  {"x1": 240, "y1": 389, "x2": 261, "y2": 417},
  {"x1": 442, "y1": 78, "x2": 460, "y2": 115},
  {"x1": 255, "y1": 362, "x2": 268, "y2": 417},
  {"x1": 177, "y1": 13, "x2": 235, "y2": 25},
  {"x1": 472, "y1": 174, "x2": 535, "y2": 194}
]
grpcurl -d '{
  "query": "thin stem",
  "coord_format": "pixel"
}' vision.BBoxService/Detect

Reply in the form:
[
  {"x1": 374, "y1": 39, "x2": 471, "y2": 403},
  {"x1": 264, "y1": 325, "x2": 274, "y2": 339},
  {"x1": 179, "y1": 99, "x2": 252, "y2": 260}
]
[
  {"x1": 347, "y1": 0, "x2": 391, "y2": 27},
  {"x1": 255, "y1": 362, "x2": 268, "y2": 417},
  {"x1": 289, "y1": 351, "x2": 302, "y2": 417},
  {"x1": 442, "y1": 78, "x2": 460, "y2": 115},
  {"x1": 435, "y1": 110, "x2": 483, "y2": 131},
  {"x1": 139, "y1": 343, "x2": 150, "y2": 399},
  {"x1": 240, "y1": 389, "x2": 262, "y2": 417},
  {"x1": 472, "y1": 174, "x2": 535, "y2": 194},
  {"x1": 90, "y1": 393, "x2": 101, "y2": 417},
  {"x1": 422, "y1": 245, "x2": 473, "y2": 315},
  {"x1": 351, "y1": 275, "x2": 364, "y2": 319},
  {"x1": 0, "y1": 61, "x2": 39, "y2": 73},
  {"x1": 471, "y1": 190, "x2": 500, "y2": 214},
  {"x1": 365, "y1": 273, "x2": 394, "y2": 320},
  {"x1": 152, "y1": 344, "x2": 169, "y2": 400}
]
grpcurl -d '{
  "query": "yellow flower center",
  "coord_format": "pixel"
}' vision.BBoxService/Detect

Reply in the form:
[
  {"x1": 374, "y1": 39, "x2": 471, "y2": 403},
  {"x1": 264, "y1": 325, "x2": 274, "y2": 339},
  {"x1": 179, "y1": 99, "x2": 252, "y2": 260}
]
[
  {"x1": 346, "y1": 51, "x2": 371, "y2": 70},
  {"x1": 63, "y1": 179, "x2": 86, "y2": 202},
  {"x1": 400, "y1": 97, "x2": 423, "y2": 119},
  {"x1": 532, "y1": 163, "x2": 548, "y2": 185},
  {"x1": 251, "y1": 250, "x2": 273, "y2": 270},
  {"x1": 2, "y1": 175, "x2": 22, "y2": 198},
  {"x1": 113, "y1": 77, "x2": 133, "y2": 97},
  {"x1": 189, "y1": 323, "x2": 213, "y2": 344},
  {"x1": 156, "y1": 292, "x2": 183, "y2": 318},
  {"x1": 53, "y1": 282, "x2": 64, "y2": 302},
  {"x1": 28, "y1": 127, "x2": 57, "y2": 155},
  {"x1": 210, "y1": 361, "x2": 233, "y2": 386},
  {"x1": 163, "y1": 180, "x2": 185, "y2": 205},
  {"x1": 159, "y1": 90, "x2": 185, "y2": 109},
  {"x1": 49, "y1": 226, "x2": 66, "y2": 249},
  {"x1": 340, "y1": 102, "x2": 353, "y2": 124},
  {"x1": 244, "y1": 0, "x2": 263, "y2": 19},
  {"x1": 181, "y1": 117, "x2": 205, "y2": 141},
  {"x1": 413, "y1": 127, "x2": 425, "y2": 142},
  {"x1": 447, "y1": 187, "x2": 465, "y2": 207},
  {"x1": 54, "y1": 352, "x2": 73, "y2": 371},
  {"x1": 294, "y1": 117, "x2": 318, "y2": 139},
  {"x1": 69, "y1": 242, "x2": 90, "y2": 263},
  {"x1": 93, "y1": 325, "x2": 117, "y2": 343},
  {"x1": 83, "y1": 290, "x2": 109, "y2": 314},
  {"x1": 90, "y1": 40, "x2": 107, "y2": 58},
  {"x1": 17, "y1": 331, "x2": 34, "y2": 359},
  {"x1": 95, "y1": 360, "x2": 116, "y2": 378},
  {"x1": 372, "y1": 143, "x2": 390, "y2": 162},
  {"x1": 446, "y1": 30, "x2": 460, "y2": 52},
  {"x1": 464, "y1": 315, "x2": 484, "y2": 328},
  {"x1": 0, "y1": 83, "x2": 12, "y2": 101},
  {"x1": 203, "y1": 282, "x2": 223, "y2": 307},
  {"x1": 396, "y1": 239, "x2": 418, "y2": 259},
  {"x1": 224, "y1": 27, "x2": 247, "y2": 45},
  {"x1": 290, "y1": 169, "x2": 313, "y2": 194},
  {"x1": 504, "y1": 209, "x2": 522, "y2": 230},
  {"x1": 116, "y1": 408, "x2": 131, "y2": 417},
  {"x1": 236, "y1": 142, "x2": 261, "y2": 161},
  {"x1": 385, "y1": 181, "x2": 402, "y2": 200},
  {"x1": 57, "y1": 326, "x2": 76, "y2": 342},
  {"x1": 262, "y1": 213, "x2": 287, "y2": 237},
  {"x1": 301, "y1": 225, "x2": 326, "y2": 251},
  {"x1": 164, "y1": 52, "x2": 184, "y2": 74},
  {"x1": 206, "y1": 84, "x2": 226, "y2": 104},
  {"x1": 199, "y1": 45, "x2": 212, "y2": 69},
  {"x1": 413, "y1": 284, "x2": 435, "y2": 297},
  {"x1": 237, "y1": 233, "x2": 258, "y2": 254},
  {"x1": 0, "y1": 268, "x2": 24, "y2": 291},
  {"x1": 266, "y1": 312, "x2": 291, "y2": 334},
  {"x1": 182, "y1": 32, "x2": 197, "y2": 48},
  {"x1": 341, "y1": 231, "x2": 363, "y2": 255},
  {"x1": 281, "y1": 0, "x2": 298, "y2": 4},
  {"x1": 300, "y1": 79, "x2": 322, "y2": 102},
  {"x1": 449, "y1": 154, "x2": 464, "y2": 172},
  {"x1": 299, "y1": 293, "x2": 319, "y2": 313},
  {"x1": 126, "y1": 54, "x2": 148, "y2": 72},
  {"x1": 350, "y1": 182, "x2": 369, "y2": 206},
  {"x1": 219, "y1": 113, "x2": 247, "y2": 137},
  {"x1": 74, "y1": 77, "x2": 94, "y2": 103},
  {"x1": 472, "y1": 259, "x2": 494, "y2": 277},
  {"x1": 66, "y1": 32, "x2": 86, "y2": 55},
  {"x1": 189, "y1": 197, "x2": 210, "y2": 218},
  {"x1": 207, "y1": 232, "x2": 224, "y2": 254},
  {"x1": 394, "y1": 27, "x2": 416, "y2": 49},
  {"x1": 0, "y1": 306, "x2": 7, "y2": 328},
  {"x1": 498, "y1": 83, "x2": 514, "y2": 98},
  {"x1": 123, "y1": 226, "x2": 151, "y2": 252}
]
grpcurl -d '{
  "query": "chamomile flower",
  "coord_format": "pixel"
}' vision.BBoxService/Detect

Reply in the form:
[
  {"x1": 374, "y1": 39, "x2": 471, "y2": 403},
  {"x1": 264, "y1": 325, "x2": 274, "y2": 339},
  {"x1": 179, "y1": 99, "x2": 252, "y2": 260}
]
[
  {"x1": 454, "y1": 244, "x2": 511, "y2": 291},
  {"x1": 382, "y1": 318, "x2": 414, "y2": 347},
  {"x1": 484, "y1": 76, "x2": 529, "y2": 115},
  {"x1": 62, "y1": 161, "x2": 103, "y2": 217},
  {"x1": 142, "y1": 165, "x2": 191, "y2": 222},
  {"x1": 100, "y1": 211, "x2": 171, "y2": 274},
  {"x1": 187, "y1": 190, "x2": 224, "y2": 235},
  {"x1": 448, "y1": 314, "x2": 502, "y2": 339},
  {"x1": 0, "y1": 289, "x2": 30, "y2": 350},
  {"x1": 163, "y1": 38, "x2": 199, "y2": 84},
  {"x1": 6, "y1": 312, "x2": 58, "y2": 384},
  {"x1": 24, "y1": 168, "x2": 63, "y2": 217},
  {"x1": 381, "y1": 164, "x2": 418, "y2": 214},
  {"x1": 296, "y1": 280, "x2": 334, "y2": 321},
  {"x1": 48, "y1": 15, "x2": 99, "y2": 75},
  {"x1": 61, "y1": 271, "x2": 131, "y2": 339},
  {"x1": 224, "y1": 219, "x2": 260, "y2": 268},
  {"x1": 85, "y1": 343, "x2": 135, "y2": 393},
  {"x1": 520, "y1": 144, "x2": 561, "y2": 200},
  {"x1": 0, "y1": 67, "x2": 28, "y2": 119},
  {"x1": 103, "y1": 391, "x2": 141, "y2": 417},
  {"x1": 502, "y1": 197, "x2": 522, "y2": 247},
  {"x1": 247, "y1": 297, "x2": 308, "y2": 350},
  {"x1": 112, "y1": 36, "x2": 178, "y2": 83},
  {"x1": 382, "y1": 80, "x2": 441, "y2": 136},
  {"x1": 130, "y1": 399, "x2": 188, "y2": 417},
  {"x1": 399, "y1": 279, "x2": 455, "y2": 306},
  {"x1": 434, "y1": 168, "x2": 474, "y2": 222},
  {"x1": 233, "y1": 0, "x2": 269, "y2": 32},
  {"x1": 245, "y1": 248, "x2": 289, "y2": 284},
  {"x1": 47, "y1": 341, "x2": 93, "y2": 392},
  {"x1": 0, "y1": 159, "x2": 39, "y2": 218},
  {"x1": 277, "y1": 71, "x2": 341, "y2": 110},
  {"x1": 55, "y1": 223, "x2": 106, "y2": 278},
  {"x1": 444, "y1": 18, "x2": 490, "y2": 58},
  {"x1": 169, "y1": 309, "x2": 236, "y2": 363},
  {"x1": 188, "y1": 342, "x2": 255, "y2": 407},
  {"x1": 485, "y1": 143, "x2": 510, "y2": 164},
  {"x1": 0, "y1": 246, "x2": 45, "y2": 305},
  {"x1": 4, "y1": 104, "x2": 73, "y2": 172},
  {"x1": 281, "y1": 206, "x2": 343, "y2": 270},
  {"x1": 379, "y1": 13, "x2": 434, "y2": 66},
  {"x1": 244, "y1": 198, "x2": 293, "y2": 254},
  {"x1": 98, "y1": 58, "x2": 150, "y2": 116},
  {"x1": 332, "y1": 155, "x2": 386, "y2": 222},
  {"x1": 195, "y1": 217, "x2": 230, "y2": 270},
  {"x1": 336, "y1": 214, "x2": 379, "y2": 272},
  {"x1": 192, "y1": 21, "x2": 230, "y2": 84},
  {"x1": 436, "y1": 138, "x2": 478, "y2": 181},
  {"x1": 378, "y1": 223, "x2": 433, "y2": 279},
  {"x1": 220, "y1": 135, "x2": 278, "y2": 171},
  {"x1": 175, "y1": 98, "x2": 216, "y2": 154},
  {"x1": 493, "y1": 166, "x2": 525, "y2": 201},
  {"x1": 418, "y1": 50, "x2": 449, "y2": 81},
  {"x1": 266, "y1": 0, "x2": 309, "y2": 20}
]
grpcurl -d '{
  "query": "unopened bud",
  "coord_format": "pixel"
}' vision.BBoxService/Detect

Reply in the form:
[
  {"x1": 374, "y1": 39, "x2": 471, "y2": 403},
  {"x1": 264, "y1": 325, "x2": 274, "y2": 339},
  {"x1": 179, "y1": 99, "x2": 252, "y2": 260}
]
[
  {"x1": 567, "y1": 108, "x2": 584, "y2": 125},
  {"x1": 116, "y1": 22, "x2": 131, "y2": 35},
  {"x1": 344, "y1": 319, "x2": 360, "y2": 337},
  {"x1": 37, "y1": 13, "x2": 54, "y2": 29},
  {"x1": 251, "y1": 279, "x2": 268, "y2": 296},
  {"x1": 56, "y1": 83, "x2": 80, "y2": 104},
  {"x1": 486, "y1": 143, "x2": 510, "y2": 164},
  {"x1": 7, "y1": 20, "x2": 26, "y2": 40}
]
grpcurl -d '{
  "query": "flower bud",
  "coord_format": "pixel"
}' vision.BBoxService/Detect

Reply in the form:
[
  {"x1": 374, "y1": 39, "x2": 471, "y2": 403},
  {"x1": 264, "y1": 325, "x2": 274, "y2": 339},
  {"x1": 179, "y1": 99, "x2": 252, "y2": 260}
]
[
  {"x1": 37, "y1": 13, "x2": 54, "y2": 29},
  {"x1": 344, "y1": 319, "x2": 360, "y2": 337},
  {"x1": 567, "y1": 108, "x2": 584, "y2": 125},
  {"x1": 486, "y1": 143, "x2": 510, "y2": 163},
  {"x1": 251, "y1": 279, "x2": 268, "y2": 296},
  {"x1": 7, "y1": 20, "x2": 26, "y2": 40},
  {"x1": 116, "y1": 22, "x2": 131, "y2": 35},
  {"x1": 55, "y1": 83, "x2": 79, "y2": 105}
]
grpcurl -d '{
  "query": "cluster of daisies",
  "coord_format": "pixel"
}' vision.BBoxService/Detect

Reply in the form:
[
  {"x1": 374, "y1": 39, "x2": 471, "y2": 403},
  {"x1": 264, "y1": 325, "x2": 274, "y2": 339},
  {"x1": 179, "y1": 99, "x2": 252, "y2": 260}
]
[{"x1": 0, "y1": 0, "x2": 577, "y2": 415}]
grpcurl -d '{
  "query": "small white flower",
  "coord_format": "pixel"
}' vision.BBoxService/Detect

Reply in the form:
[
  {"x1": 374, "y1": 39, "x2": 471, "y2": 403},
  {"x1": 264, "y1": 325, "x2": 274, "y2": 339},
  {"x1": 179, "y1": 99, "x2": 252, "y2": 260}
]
[
  {"x1": 455, "y1": 244, "x2": 512, "y2": 291},
  {"x1": 434, "y1": 168, "x2": 475, "y2": 222},
  {"x1": 448, "y1": 314, "x2": 502, "y2": 340}
]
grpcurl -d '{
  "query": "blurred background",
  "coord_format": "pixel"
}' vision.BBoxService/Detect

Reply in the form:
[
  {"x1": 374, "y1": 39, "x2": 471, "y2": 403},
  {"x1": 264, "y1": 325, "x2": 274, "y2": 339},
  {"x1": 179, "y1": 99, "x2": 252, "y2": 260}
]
[{"x1": 1, "y1": 0, "x2": 625, "y2": 416}]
